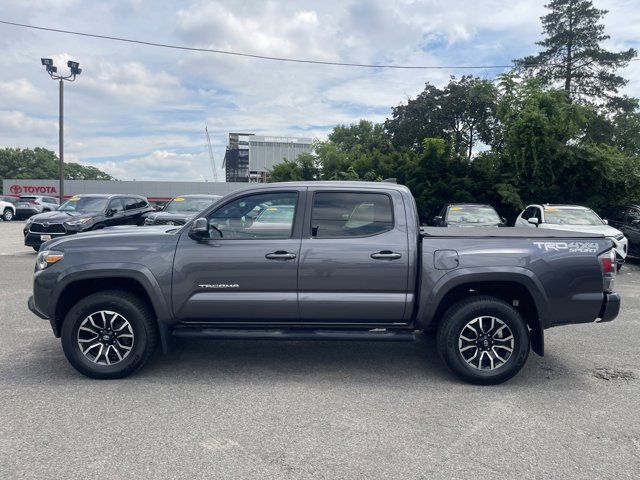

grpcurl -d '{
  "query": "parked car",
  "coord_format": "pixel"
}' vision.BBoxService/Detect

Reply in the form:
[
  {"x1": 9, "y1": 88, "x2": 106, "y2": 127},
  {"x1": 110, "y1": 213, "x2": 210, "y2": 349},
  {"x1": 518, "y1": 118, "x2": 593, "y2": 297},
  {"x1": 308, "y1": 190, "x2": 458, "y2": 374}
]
[
  {"x1": 23, "y1": 194, "x2": 154, "y2": 251},
  {"x1": 0, "y1": 198, "x2": 16, "y2": 221},
  {"x1": 143, "y1": 194, "x2": 222, "y2": 226},
  {"x1": 15, "y1": 195, "x2": 59, "y2": 219},
  {"x1": 515, "y1": 204, "x2": 627, "y2": 269},
  {"x1": 28, "y1": 182, "x2": 620, "y2": 384},
  {"x1": 603, "y1": 205, "x2": 640, "y2": 256},
  {"x1": 433, "y1": 203, "x2": 505, "y2": 227},
  {"x1": 1, "y1": 195, "x2": 19, "y2": 204}
]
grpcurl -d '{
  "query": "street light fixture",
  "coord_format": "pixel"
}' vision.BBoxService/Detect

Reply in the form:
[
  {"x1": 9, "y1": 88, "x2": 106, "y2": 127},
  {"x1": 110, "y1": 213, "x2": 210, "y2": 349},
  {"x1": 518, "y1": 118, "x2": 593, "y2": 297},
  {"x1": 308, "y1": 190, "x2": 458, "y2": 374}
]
[{"x1": 40, "y1": 58, "x2": 82, "y2": 203}]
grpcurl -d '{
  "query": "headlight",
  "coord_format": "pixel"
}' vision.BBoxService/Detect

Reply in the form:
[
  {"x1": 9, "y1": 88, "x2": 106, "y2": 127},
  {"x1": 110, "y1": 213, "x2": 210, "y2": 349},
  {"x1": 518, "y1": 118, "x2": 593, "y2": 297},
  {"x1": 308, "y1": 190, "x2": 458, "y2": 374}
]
[
  {"x1": 65, "y1": 217, "x2": 92, "y2": 226},
  {"x1": 614, "y1": 234, "x2": 625, "y2": 241},
  {"x1": 36, "y1": 250, "x2": 64, "y2": 270}
]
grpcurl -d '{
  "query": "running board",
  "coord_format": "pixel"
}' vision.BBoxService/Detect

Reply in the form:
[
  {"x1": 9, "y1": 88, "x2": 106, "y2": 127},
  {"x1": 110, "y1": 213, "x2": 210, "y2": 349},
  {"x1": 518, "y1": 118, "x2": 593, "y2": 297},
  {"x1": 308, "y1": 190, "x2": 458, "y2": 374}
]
[{"x1": 172, "y1": 327, "x2": 416, "y2": 342}]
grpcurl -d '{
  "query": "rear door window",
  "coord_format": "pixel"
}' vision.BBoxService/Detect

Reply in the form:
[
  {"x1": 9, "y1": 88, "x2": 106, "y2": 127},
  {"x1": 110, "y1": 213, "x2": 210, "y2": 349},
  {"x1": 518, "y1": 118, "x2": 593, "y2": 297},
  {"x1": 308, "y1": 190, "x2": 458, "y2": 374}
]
[
  {"x1": 123, "y1": 197, "x2": 140, "y2": 211},
  {"x1": 311, "y1": 192, "x2": 394, "y2": 238}
]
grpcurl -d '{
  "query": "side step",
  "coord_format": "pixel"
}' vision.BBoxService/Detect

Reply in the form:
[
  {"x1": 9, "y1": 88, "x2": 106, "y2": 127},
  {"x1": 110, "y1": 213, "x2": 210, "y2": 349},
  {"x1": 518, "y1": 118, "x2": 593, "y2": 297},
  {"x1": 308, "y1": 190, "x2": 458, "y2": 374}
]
[{"x1": 172, "y1": 327, "x2": 416, "y2": 342}]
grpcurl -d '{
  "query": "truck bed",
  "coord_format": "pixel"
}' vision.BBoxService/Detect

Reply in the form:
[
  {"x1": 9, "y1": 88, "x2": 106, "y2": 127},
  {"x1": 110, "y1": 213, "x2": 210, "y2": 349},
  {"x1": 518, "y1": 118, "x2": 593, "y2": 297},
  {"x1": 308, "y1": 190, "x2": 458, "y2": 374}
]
[{"x1": 420, "y1": 227, "x2": 605, "y2": 238}]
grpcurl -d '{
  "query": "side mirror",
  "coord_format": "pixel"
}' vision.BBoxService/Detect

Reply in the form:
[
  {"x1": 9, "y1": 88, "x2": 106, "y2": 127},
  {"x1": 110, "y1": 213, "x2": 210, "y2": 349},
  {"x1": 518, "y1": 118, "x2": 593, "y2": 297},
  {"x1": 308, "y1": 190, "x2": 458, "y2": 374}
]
[
  {"x1": 105, "y1": 208, "x2": 115, "y2": 217},
  {"x1": 528, "y1": 217, "x2": 539, "y2": 227},
  {"x1": 433, "y1": 215, "x2": 443, "y2": 226},
  {"x1": 190, "y1": 217, "x2": 208, "y2": 237},
  {"x1": 602, "y1": 219, "x2": 609, "y2": 225}
]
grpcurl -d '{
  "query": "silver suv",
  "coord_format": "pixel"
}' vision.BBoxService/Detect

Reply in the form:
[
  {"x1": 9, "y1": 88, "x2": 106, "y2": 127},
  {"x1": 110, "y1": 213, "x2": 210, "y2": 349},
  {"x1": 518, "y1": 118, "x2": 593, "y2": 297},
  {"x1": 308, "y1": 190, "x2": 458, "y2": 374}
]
[{"x1": 14, "y1": 196, "x2": 59, "y2": 219}]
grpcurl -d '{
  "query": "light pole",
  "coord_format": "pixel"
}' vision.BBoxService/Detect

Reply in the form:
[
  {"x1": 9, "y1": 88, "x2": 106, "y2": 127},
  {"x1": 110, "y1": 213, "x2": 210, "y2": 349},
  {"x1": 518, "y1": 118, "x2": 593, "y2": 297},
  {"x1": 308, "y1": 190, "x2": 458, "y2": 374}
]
[{"x1": 40, "y1": 58, "x2": 82, "y2": 203}]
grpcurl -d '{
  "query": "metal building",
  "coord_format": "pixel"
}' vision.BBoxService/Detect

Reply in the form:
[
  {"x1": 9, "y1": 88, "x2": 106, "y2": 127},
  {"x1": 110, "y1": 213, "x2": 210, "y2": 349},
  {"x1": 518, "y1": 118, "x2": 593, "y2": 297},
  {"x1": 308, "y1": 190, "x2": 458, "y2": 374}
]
[{"x1": 223, "y1": 133, "x2": 313, "y2": 183}]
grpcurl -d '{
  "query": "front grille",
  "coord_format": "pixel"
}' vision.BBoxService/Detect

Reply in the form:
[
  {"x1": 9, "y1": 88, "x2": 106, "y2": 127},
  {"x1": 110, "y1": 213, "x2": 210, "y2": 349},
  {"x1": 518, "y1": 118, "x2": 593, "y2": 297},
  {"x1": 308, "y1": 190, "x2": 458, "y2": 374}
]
[
  {"x1": 30, "y1": 223, "x2": 66, "y2": 234},
  {"x1": 154, "y1": 218, "x2": 186, "y2": 226}
]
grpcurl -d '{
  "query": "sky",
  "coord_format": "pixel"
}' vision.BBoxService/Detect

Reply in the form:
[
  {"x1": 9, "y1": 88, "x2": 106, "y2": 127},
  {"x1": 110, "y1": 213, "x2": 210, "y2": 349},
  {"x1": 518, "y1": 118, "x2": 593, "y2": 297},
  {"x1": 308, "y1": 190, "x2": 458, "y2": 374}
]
[{"x1": 0, "y1": 0, "x2": 639, "y2": 182}]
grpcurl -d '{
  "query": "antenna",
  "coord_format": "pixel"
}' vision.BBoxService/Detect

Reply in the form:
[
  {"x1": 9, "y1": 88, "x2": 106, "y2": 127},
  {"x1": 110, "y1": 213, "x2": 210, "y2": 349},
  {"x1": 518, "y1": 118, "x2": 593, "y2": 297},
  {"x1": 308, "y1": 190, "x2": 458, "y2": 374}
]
[{"x1": 205, "y1": 126, "x2": 218, "y2": 182}]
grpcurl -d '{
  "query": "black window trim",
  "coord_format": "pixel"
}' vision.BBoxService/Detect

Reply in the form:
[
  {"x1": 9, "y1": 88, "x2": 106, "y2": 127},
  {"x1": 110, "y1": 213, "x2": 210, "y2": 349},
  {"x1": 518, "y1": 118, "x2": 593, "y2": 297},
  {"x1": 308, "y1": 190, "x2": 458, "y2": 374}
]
[
  {"x1": 201, "y1": 190, "x2": 301, "y2": 241},
  {"x1": 308, "y1": 190, "x2": 396, "y2": 240}
]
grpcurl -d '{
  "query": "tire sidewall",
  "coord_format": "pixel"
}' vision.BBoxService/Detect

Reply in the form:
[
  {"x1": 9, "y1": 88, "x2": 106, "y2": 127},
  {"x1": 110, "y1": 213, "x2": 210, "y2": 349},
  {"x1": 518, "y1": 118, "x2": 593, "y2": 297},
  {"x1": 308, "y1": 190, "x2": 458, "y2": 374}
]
[
  {"x1": 441, "y1": 300, "x2": 529, "y2": 385},
  {"x1": 3, "y1": 208, "x2": 13, "y2": 221},
  {"x1": 61, "y1": 293, "x2": 151, "y2": 379}
]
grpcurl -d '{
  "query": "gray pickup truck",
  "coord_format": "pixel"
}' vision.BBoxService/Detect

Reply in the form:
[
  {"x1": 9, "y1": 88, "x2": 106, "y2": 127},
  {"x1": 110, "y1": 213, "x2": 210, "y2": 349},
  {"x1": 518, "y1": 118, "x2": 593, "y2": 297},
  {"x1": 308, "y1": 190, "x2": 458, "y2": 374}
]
[{"x1": 28, "y1": 182, "x2": 620, "y2": 384}]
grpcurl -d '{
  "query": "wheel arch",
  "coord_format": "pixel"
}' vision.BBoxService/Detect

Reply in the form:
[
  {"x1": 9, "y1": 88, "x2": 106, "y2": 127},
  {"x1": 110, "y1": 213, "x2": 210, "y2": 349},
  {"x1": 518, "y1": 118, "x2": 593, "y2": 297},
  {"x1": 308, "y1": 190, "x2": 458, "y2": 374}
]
[
  {"x1": 51, "y1": 266, "x2": 172, "y2": 353},
  {"x1": 417, "y1": 270, "x2": 548, "y2": 356}
]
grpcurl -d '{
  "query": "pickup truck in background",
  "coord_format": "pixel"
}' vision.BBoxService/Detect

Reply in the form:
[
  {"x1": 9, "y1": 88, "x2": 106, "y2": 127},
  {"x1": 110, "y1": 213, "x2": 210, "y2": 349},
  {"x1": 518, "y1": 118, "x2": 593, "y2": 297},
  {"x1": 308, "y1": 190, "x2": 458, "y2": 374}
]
[{"x1": 28, "y1": 182, "x2": 620, "y2": 384}]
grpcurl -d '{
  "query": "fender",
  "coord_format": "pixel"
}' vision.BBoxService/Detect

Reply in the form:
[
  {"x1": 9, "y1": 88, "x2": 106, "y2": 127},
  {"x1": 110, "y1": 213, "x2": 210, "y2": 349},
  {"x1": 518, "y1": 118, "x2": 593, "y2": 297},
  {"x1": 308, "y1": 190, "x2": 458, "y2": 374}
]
[
  {"x1": 48, "y1": 263, "x2": 173, "y2": 351},
  {"x1": 415, "y1": 266, "x2": 550, "y2": 336}
]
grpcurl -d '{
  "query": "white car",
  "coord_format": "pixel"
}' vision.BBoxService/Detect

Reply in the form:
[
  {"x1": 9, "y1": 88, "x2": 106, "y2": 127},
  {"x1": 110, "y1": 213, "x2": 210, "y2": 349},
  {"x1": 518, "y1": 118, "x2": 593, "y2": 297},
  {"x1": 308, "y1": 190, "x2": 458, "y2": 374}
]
[
  {"x1": 515, "y1": 204, "x2": 628, "y2": 269},
  {"x1": 0, "y1": 199, "x2": 16, "y2": 221}
]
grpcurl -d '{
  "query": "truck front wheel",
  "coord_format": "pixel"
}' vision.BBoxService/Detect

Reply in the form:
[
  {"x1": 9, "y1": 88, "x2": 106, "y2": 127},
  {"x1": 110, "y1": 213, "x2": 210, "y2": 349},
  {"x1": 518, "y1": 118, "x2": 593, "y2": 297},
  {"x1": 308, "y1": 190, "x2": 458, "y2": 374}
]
[
  {"x1": 61, "y1": 291, "x2": 158, "y2": 379},
  {"x1": 437, "y1": 296, "x2": 530, "y2": 385}
]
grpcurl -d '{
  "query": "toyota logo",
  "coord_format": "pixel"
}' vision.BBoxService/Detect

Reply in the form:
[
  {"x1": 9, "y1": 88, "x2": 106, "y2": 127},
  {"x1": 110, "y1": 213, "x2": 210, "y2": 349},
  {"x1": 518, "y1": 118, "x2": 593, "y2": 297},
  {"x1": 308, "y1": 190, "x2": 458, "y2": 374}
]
[{"x1": 9, "y1": 184, "x2": 22, "y2": 195}]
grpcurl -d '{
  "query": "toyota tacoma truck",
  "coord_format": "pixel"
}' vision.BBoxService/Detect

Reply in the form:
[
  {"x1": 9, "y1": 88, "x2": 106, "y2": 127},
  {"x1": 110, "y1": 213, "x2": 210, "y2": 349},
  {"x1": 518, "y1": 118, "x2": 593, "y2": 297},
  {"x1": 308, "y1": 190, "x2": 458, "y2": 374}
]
[{"x1": 28, "y1": 182, "x2": 620, "y2": 384}]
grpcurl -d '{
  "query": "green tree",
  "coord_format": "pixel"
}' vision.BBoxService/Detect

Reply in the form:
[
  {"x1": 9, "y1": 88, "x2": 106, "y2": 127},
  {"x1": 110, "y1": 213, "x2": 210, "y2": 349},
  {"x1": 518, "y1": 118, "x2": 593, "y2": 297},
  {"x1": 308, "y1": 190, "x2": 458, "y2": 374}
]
[
  {"x1": 515, "y1": 0, "x2": 636, "y2": 102},
  {"x1": 0, "y1": 147, "x2": 114, "y2": 193},
  {"x1": 385, "y1": 76, "x2": 498, "y2": 159},
  {"x1": 268, "y1": 153, "x2": 319, "y2": 182}
]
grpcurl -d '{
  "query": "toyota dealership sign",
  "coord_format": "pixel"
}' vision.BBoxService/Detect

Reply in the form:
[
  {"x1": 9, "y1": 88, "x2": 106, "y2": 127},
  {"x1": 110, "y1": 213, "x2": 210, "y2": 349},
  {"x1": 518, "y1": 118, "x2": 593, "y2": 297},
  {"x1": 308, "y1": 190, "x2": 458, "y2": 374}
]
[{"x1": 8, "y1": 183, "x2": 58, "y2": 195}]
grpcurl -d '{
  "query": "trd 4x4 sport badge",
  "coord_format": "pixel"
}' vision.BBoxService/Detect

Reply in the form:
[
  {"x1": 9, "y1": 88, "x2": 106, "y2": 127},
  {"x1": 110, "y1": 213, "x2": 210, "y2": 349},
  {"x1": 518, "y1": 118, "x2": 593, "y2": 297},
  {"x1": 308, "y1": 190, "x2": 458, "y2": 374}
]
[{"x1": 533, "y1": 241, "x2": 599, "y2": 253}]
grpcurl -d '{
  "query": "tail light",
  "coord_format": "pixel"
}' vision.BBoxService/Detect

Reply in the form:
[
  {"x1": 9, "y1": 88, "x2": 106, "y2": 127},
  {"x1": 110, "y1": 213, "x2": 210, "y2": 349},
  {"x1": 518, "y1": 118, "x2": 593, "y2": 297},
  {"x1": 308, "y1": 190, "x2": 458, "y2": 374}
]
[
  {"x1": 598, "y1": 249, "x2": 616, "y2": 292},
  {"x1": 29, "y1": 200, "x2": 40, "y2": 205}
]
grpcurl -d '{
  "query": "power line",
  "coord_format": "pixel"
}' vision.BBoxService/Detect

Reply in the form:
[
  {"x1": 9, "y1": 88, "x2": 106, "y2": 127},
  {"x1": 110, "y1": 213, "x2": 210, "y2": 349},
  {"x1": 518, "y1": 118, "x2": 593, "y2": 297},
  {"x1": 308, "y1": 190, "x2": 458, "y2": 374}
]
[{"x1": 0, "y1": 19, "x2": 638, "y2": 70}]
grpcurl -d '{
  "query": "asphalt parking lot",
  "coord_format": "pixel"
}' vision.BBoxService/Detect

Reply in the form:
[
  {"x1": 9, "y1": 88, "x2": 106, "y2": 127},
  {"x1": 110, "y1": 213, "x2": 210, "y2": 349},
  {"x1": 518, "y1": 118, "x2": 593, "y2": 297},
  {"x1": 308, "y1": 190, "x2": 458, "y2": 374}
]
[{"x1": 1, "y1": 220, "x2": 639, "y2": 479}]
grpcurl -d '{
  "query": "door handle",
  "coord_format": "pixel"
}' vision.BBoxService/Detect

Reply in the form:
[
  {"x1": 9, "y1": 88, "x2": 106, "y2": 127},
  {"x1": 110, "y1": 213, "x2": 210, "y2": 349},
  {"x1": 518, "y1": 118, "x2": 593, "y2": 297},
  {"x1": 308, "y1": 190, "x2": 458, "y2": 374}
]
[
  {"x1": 370, "y1": 251, "x2": 402, "y2": 260},
  {"x1": 265, "y1": 251, "x2": 297, "y2": 260}
]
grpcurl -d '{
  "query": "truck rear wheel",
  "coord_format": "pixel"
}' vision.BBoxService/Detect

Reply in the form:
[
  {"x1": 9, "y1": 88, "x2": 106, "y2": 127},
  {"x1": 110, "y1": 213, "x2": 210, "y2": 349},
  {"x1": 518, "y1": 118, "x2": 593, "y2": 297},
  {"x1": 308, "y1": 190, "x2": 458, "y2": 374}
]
[
  {"x1": 61, "y1": 290, "x2": 158, "y2": 379},
  {"x1": 437, "y1": 296, "x2": 530, "y2": 385}
]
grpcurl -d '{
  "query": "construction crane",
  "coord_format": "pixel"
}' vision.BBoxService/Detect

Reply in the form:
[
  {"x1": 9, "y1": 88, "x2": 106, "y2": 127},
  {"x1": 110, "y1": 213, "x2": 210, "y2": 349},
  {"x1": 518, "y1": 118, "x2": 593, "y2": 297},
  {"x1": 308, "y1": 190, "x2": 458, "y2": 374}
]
[{"x1": 205, "y1": 126, "x2": 218, "y2": 182}]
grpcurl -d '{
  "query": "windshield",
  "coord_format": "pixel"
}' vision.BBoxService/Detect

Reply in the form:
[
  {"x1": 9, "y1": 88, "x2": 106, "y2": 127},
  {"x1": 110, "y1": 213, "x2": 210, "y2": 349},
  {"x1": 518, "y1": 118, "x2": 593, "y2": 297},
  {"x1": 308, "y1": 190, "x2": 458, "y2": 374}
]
[
  {"x1": 59, "y1": 197, "x2": 108, "y2": 212},
  {"x1": 164, "y1": 197, "x2": 216, "y2": 213},
  {"x1": 447, "y1": 205, "x2": 501, "y2": 224},
  {"x1": 544, "y1": 208, "x2": 603, "y2": 225}
]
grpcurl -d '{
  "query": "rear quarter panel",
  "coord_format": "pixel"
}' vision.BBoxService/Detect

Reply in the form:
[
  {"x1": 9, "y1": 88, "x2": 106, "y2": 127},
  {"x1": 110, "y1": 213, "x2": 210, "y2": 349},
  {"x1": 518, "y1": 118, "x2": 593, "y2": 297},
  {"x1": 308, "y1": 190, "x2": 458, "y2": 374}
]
[{"x1": 417, "y1": 235, "x2": 612, "y2": 328}]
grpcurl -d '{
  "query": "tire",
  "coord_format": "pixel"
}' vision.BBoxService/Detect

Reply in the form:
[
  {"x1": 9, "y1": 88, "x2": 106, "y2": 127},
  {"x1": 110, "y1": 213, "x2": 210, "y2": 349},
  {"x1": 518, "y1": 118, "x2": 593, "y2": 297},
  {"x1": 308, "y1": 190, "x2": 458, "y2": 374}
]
[
  {"x1": 61, "y1": 290, "x2": 159, "y2": 379},
  {"x1": 2, "y1": 208, "x2": 13, "y2": 221},
  {"x1": 437, "y1": 296, "x2": 530, "y2": 385},
  {"x1": 32, "y1": 246, "x2": 40, "y2": 252}
]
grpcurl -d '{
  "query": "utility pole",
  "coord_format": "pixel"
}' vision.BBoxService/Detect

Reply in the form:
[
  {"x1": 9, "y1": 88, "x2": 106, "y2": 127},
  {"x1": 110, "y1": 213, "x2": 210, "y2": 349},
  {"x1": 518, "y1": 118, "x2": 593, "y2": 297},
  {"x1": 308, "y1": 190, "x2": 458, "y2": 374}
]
[{"x1": 40, "y1": 58, "x2": 82, "y2": 203}]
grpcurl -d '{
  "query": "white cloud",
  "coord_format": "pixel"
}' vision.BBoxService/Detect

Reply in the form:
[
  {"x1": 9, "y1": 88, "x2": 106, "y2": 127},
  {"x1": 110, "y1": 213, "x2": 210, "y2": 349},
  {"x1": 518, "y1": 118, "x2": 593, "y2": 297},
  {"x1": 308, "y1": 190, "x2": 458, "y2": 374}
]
[
  {"x1": 0, "y1": 79, "x2": 45, "y2": 104},
  {"x1": 88, "y1": 150, "x2": 215, "y2": 181}
]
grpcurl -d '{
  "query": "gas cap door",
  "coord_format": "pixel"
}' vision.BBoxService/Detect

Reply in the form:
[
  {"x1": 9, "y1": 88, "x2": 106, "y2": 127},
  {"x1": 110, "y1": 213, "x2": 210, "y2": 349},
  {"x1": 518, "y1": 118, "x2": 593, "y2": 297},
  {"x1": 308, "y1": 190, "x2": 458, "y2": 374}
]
[{"x1": 434, "y1": 249, "x2": 459, "y2": 270}]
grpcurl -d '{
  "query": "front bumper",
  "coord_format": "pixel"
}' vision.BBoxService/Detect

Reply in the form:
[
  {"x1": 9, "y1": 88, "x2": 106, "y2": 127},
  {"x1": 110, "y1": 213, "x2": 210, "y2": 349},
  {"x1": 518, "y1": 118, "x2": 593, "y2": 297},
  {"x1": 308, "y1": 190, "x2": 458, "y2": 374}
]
[
  {"x1": 598, "y1": 292, "x2": 620, "y2": 323},
  {"x1": 28, "y1": 295, "x2": 48, "y2": 320},
  {"x1": 24, "y1": 231, "x2": 73, "y2": 248}
]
